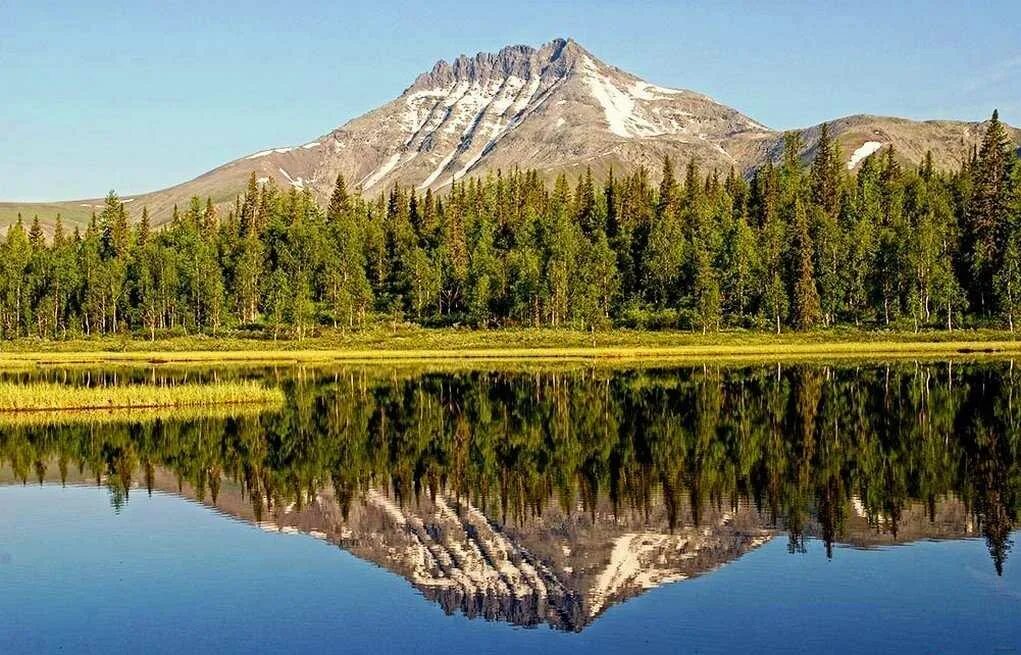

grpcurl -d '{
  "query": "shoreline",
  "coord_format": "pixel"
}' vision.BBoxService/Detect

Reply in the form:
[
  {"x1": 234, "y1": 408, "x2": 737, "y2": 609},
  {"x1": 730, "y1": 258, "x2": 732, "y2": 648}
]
[
  {"x1": 0, "y1": 380, "x2": 284, "y2": 411},
  {"x1": 2, "y1": 330, "x2": 1021, "y2": 366}
]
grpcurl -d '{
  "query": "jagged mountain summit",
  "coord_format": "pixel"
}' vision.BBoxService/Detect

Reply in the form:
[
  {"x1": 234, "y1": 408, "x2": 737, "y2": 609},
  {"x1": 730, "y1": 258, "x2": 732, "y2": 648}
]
[
  {"x1": 322, "y1": 37, "x2": 772, "y2": 194},
  {"x1": 3, "y1": 37, "x2": 1018, "y2": 229}
]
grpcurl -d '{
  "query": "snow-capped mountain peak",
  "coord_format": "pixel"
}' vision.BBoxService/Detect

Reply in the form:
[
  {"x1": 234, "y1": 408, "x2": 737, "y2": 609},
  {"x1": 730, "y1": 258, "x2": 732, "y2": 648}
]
[{"x1": 313, "y1": 38, "x2": 771, "y2": 195}]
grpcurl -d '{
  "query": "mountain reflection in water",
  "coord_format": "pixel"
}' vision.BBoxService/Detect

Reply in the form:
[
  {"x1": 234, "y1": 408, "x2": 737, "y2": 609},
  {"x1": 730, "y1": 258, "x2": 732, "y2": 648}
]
[{"x1": 1, "y1": 362, "x2": 1017, "y2": 631}]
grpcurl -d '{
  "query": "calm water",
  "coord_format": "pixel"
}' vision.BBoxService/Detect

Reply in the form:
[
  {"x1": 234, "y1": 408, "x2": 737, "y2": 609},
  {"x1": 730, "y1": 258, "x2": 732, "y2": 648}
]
[{"x1": 1, "y1": 361, "x2": 1020, "y2": 653}]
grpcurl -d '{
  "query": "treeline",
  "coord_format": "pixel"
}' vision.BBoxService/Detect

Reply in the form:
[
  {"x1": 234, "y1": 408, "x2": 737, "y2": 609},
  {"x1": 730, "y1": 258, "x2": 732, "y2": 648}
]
[{"x1": 1, "y1": 111, "x2": 1019, "y2": 339}]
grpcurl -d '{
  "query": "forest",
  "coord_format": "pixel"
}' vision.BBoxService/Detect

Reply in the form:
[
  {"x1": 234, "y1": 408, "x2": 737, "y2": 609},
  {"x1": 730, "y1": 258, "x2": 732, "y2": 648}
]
[{"x1": 0, "y1": 111, "x2": 1018, "y2": 340}]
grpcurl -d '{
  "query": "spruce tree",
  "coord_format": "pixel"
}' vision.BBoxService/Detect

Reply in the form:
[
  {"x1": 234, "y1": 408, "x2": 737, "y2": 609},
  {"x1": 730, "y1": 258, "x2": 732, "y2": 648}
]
[
  {"x1": 3, "y1": 217, "x2": 31, "y2": 336},
  {"x1": 240, "y1": 172, "x2": 260, "y2": 237},
  {"x1": 646, "y1": 158, "x2": 685, "y2": 307},
  {"x1": 327, "y1": 174, "x2": 350, "y2": 221},
  {"x1": 810, "y1": 123, "x2": 840, "y2": 216},
  {"x1": 968, "y1": 109, "x2": 1015, "y2": 314},
  {"x1": 791, "y1": 197, "x2": 822, "y2": 329},
  {"x1": 28, "y1": 215, "x2": 44, "y2": 248},
  {"x1": 997, "y1": 163, "x2": 1021, "y2": 330},
  {"x1": 693, "y1": 238, "x2": 721, "y2": 333},
  {"x1": 134, "y1": 207, "x2": 150, "y2": 246},
  {"x1": 203, "y1": 198, "x2": 217, "y2": 233}
]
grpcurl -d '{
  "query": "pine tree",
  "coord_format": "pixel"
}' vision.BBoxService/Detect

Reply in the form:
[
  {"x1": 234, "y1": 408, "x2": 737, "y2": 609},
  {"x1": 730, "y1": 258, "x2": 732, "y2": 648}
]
[
  {"x1": 843, "y1": 157, "x2": 879, "y2": 324},
  {"x1": 240, "y1": 172, "x2": 260, "y2": 237},
  {"x1": 995, "y1": 227, "x2": 1021, "y2": 331},
  {"x1": 137, "y1": 207, "x2": 151, "y2": 247},
  {"x1": 780, "y1": 131, "x2": 805, "y2": 200},
  {"x1": 28, "y1": 215, "x2": 44, "y2": 248},
  {"x1": 50, "y1": 214, "x2": 75, "y2": 338},
  {"x1": 646, "y1": 158, "x2": 685, "y2": 307},
  {"x1": 0, "y1": 218, "x2": 30, "y2": 337},
  {"x1": 52, "y1": 214, "x2": 65, "y2": 247},
  {"x1": 810, "y1": 123, "x2": 841, "y2": 216},
  {"x1": 203, "y1": 198, "x2": 217, "y2": 232},
  {"x1": 968, "y1": 109, "x2": 1015, "y2": 314},
  {"x1": 575, "y1": 167, "x2": 599, "y2": 236},
  {"x1": 721, "y1": 212, "x2": 757, "y2": 324},
  {"x1": 322, "y1": 175, "x2": 372, "y2": 328},
  {"x1": 759, "y1": 163, "x2": 787, "y2": 332},
  {"x1": 874, "y1": 148, "x2": 908, "y2": 325},
  {"x1": 692, "y1": 238, "x2": 721, "y2": 333},
  {"x1": 791, "y1": 197, "x2": 822, "y2": 329},
  {"x1": 997, "y1": 163, "x2": 1021, "y2": 330},
  {"x1": 99, "y1": 190, "x2": 130, "y2": 259},
  {"x1": 326, "y1": 174, "x2": 350, "y2": 221}
]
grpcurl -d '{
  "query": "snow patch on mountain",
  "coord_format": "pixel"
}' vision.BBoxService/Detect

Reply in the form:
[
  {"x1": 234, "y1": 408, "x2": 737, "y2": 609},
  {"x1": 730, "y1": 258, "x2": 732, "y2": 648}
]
[
  {"x1": 848, "y1": 141, "x2": 883, "y2": 169},
  {"x1": 361, "y1": 152, "x2": 402, "y2": 190},
  {"x1": 246, "y1": 147, "x2": 295, "y2": 160},
  {"x1": 629, "y1": 81, "x2": 684, "y2": 100},
  {"x1": 278, "y1": 167, "x2": 304, "y2": 189},
  {"x1": 419, "y1": 149, "x2": 458, "y2": 189},
  {"x1": 512, "y1": 75, "x2": 542, "y2": 115},
  {"x1": 581, "y1": 57, "x2": 680, "y2": 139},
  {"x1": 401, "y1": 84, "x2": 456, "y2": 137}
]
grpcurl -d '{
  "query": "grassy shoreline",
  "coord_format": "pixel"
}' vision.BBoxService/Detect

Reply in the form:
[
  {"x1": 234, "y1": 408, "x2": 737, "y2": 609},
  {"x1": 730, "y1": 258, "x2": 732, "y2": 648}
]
[
  {"x1": 1, "y1": 328, "x2": 1021, "y2": 365},
  {"x1": 0, "y1": 404, "x2": 278, "y2": 428},
  {"x1": 0, "y1": 381, "x2": 283, "y2": 411}
]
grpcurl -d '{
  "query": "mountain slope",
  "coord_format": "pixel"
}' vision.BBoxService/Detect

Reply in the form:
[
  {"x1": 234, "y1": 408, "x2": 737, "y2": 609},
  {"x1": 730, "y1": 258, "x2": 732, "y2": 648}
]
[{"x1": 3, "y1": 37, "x2": 1018, "y2": 231}]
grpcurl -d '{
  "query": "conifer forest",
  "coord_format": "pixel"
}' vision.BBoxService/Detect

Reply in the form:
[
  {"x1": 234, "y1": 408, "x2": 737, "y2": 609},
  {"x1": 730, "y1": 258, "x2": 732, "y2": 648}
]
[{"x1": 2, "y1": 113, "x2": 1019, "y2": 340}]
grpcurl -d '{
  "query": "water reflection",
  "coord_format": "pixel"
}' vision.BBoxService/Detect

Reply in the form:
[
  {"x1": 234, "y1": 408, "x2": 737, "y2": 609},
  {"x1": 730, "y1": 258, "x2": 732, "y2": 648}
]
[{"x1": 1, "y1": 362, "x2": 1017, "y2": 631}]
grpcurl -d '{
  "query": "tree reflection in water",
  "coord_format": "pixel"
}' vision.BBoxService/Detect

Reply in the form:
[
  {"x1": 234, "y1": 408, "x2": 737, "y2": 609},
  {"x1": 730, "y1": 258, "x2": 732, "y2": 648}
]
[{"x1": 1, "y1": 361, "x2": 1017, "y2": 630}]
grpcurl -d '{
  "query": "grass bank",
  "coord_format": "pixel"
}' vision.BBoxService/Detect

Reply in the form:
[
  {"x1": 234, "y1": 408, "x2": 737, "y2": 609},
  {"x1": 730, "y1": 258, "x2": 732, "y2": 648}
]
[
  {"x1": 0, "y1": 403, "x2": 277, "y2": 428},
  {"x1": 0, "y1": 381, "x2": 283, "y2": 411},
  {"x1": 1, "y1": 327, "x2": 1021, "y2": 366}
]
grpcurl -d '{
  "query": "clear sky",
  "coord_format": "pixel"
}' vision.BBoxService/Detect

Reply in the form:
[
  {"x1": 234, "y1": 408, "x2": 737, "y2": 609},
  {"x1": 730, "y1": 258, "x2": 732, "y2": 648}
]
[{"x1": 2, "y1": 0, "x2": 1019, "y2": 201}]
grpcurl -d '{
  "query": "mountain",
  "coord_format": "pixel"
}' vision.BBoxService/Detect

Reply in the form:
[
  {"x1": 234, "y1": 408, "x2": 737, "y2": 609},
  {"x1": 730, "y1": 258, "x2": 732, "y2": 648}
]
[{"x1": 3, "y1": 37, "x2": 1018, "y2": 231}]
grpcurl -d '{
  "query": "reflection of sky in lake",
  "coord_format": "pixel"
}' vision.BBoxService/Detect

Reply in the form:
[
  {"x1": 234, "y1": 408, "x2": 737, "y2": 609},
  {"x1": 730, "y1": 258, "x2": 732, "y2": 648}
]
[{"x1": 2, "y1": 484, "x2": 1018, "y2": 655}]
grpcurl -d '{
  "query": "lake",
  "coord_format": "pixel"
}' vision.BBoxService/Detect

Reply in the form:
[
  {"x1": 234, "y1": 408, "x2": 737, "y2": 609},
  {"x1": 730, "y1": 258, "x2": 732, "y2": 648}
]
[{"x1": 1, "y1": 361, "x2": 1019, "y2": 653}]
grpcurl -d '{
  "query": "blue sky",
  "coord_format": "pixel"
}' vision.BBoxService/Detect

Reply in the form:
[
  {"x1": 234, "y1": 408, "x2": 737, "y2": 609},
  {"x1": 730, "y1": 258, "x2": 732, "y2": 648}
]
[{"x1": 1, "y1": 0, "x2": 1018, "y2": 201}]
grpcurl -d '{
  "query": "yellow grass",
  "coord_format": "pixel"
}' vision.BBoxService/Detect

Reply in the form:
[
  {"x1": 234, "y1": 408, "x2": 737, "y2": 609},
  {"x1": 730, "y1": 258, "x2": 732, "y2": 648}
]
[
  {"x1": 0, "y1": 381, "x2": 283, "y2": 412},
  {"x1": 1, "y1": 328, "x2": 1021, "y2": 367},
  {"x1": 0, "y1": 403, "x2": 276, "y2": 428}
]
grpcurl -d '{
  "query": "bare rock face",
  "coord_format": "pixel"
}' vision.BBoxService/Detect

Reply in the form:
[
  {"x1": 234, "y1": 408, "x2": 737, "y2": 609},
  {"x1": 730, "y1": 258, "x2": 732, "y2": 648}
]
[
  {"x1": 307, "y1": 38, "x2": 772, "y2": 199},
  {"x1": 3, "y1": 37, "x2": 1018, "y2": 229}
]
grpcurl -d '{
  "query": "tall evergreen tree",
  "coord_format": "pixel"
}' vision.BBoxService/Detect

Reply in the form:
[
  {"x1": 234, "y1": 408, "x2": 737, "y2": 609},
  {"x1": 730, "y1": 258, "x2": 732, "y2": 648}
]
[
  {"x1": 967, "y1": 109, "x2": 1015, "y2": 314},
  {"x1": 791, "y1": 197, "x2": 822, "y2": 329}
]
